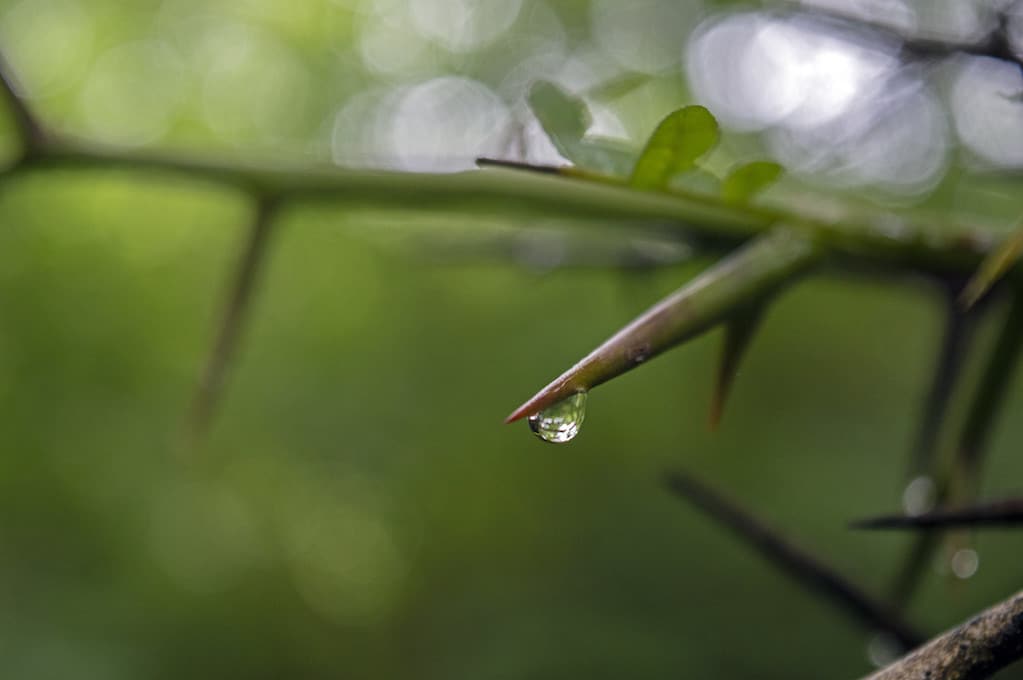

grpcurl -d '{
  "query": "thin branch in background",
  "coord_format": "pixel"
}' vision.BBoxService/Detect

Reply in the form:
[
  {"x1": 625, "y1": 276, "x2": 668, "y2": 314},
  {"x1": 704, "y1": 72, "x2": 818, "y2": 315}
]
[
  {"x1": 908, "y1": 290, "x2": 978, "y2": 478},
  {"x1": 888, "y1": 293, "x2": 1023, "y2": 608},
  {"x1": 852, "y1": 498, "x2": 1023, "y2": 530},
  {"x1": 953, "y1": 293, "x2": 1023, "y2": 500},
  {"x1": 663, "y1": 470, "x2": 924, "y2": 650},
  {"x1": 862, "y1": 590, "x2": 1023, "y2": 680},
  {"x1": 0, "y1": 48, "x2": 47, "y2": 155},
  {"x1": 185, "y1": 197, "x2": 278, "y2": 446}
]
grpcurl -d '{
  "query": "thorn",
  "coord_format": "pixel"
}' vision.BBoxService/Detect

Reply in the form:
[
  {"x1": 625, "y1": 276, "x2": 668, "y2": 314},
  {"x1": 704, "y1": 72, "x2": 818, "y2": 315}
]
[
  {"x1": 709, "y1": 305, "x2": 765, "y2": 430},
  {"x1": 475, "y1": 157, "x2": 564, "y2": 174},
  {"x1": 184, "y1": 197, "x2": 278, "y2": 447},
  {"x1": 959, "y1": 222, "x2": 1023, "y2": 310},
  {"x1": 852, "y1": 498, "x2": 1023, "y2": 530}
]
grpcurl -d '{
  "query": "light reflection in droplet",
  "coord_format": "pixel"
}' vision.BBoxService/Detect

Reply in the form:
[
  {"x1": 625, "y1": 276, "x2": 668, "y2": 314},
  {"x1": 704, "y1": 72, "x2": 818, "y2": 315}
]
[
  {"x1": 950, "y1": 548, "x2": 979, "y2": 579},
  {"x1": 902, "y1": 475, "x2": 936, "y2": 516},
  {"x1": 528, "y1": 391, "x2": 587, "y2": 443}
]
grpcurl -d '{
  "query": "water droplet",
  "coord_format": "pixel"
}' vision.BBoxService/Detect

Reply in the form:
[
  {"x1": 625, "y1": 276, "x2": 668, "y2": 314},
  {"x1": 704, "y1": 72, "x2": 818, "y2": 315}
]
[
  {"x1": 527, "y1": 391, "x2": 587, "y2": 443},
  {"x1": 902, "y1": 476, "x2": 936, "y2": 516},
  {"x1": 950, "y1": 548, "x2": 979, "y2": 579}
]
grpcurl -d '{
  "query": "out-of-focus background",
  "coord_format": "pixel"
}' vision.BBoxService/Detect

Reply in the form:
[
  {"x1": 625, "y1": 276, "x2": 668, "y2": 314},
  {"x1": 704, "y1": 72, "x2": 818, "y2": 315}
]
[{"x1": 1, "y1": 0, "x2": 1022, "y2": 677}]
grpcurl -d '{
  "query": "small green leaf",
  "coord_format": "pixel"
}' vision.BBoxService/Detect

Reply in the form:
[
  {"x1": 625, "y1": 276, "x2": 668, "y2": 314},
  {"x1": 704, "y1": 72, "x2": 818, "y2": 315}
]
[
  {"x1": 630, "y1": 105, "x2": 719, "y2": 190},
  {"x1": 722, "y1": 161, "x2": 784, "y2": 203},
  {"x1": 528, "y1": 81, "x2": 589, "y2": 156},
  {"x1": 527, "y1": 80, "x2": 635, "y2": 176}
]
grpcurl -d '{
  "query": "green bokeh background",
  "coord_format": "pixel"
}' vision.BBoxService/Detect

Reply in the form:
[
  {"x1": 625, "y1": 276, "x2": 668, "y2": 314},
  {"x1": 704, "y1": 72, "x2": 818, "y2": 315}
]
[{"x1": 1, "y1": 1, "x2": 1022, "y2": 678}]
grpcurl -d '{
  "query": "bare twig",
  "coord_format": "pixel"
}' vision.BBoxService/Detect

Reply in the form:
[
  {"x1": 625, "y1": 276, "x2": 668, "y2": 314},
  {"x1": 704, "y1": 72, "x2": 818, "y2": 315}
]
[
  {"x1": 908, "y1": 290, "x2": 978, "y2": 477},
  {"x1": 889, "y1": 293, "x2": 1023, "y2": 608},
  {"x1": 185, "y1": 198, "x2": 278, "y2": 445},
  {"x1": 853, "y1": 498, "x2": 1023, "y2": 530},
  {"x1": 954, "y1": 294, "x2": 1023, "y2": 500},
  {"x1": 863, "y1": 590, "x2": 1023, "y2": 680},
  {"x1": 663, "y1": 470, "x2": 924, "y2": 650}
]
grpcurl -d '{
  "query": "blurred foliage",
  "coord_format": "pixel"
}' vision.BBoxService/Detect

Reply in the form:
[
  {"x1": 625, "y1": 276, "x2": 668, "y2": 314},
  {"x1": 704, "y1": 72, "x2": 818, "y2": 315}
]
[{"x1": 2, "y1": 0, "x2": 1023, "y2": 678}]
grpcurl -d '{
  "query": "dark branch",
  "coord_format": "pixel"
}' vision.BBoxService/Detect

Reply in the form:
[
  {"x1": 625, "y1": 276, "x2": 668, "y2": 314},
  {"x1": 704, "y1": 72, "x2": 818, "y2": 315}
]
[
  {"x1": 853, "y1": 498, "x2": 1023, "y2": 530},
  {"x1": 863, "y1": 590, "x2": 1023, "y2": 680},
  {"x1": 908, "y1": 290, "x2": 977, "y2": 477},
  {"x1": 954, "y1": 294, "x2": 1023, "y2": 499},
  {"x1": 663, "y1": 470, "x2": 924, "y2": 650}
]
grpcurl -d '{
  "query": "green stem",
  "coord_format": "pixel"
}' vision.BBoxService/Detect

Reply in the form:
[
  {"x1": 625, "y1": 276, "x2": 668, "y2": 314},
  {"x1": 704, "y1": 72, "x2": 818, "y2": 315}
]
[{"x1": 12, "y1": 140, "x2": 995, "y2": 277}]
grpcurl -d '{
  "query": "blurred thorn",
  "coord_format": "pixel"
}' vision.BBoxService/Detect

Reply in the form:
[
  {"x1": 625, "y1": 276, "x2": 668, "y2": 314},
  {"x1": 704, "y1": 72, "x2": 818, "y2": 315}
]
[
  {"x1": 889, "y1": 292, "x2": 1023, "y2": 609},
  {"x1": 709, "y1": 305, "x2": 766, "y2": 430},
  {"x1": 0, "y1": 48, "x2": 47, "y2": 157},
  {"x1": 185, "y1": 197, "x2": 278, "y2": 447},
  {"x1": 663, "y1": 470, "x2": 924, "y2": 650},
  {"x1": 908, "y1": 290, "x2": 978, "y2": 477},
  {"x1": 852, "y1": 498, "x2": 1023, "y2": 530},
  {"x1": 952, "y1": 293, "x2": 1023, "y2": 502},
  {"x1": 505, "y1": 228, "x2": 822, "y2": 423},
  {"x1": 475, "y1": 157, "x2": 564, "y2": 174},
  {"x1": 959, "y1": 222, "x2": 1023, "y2": 310}
]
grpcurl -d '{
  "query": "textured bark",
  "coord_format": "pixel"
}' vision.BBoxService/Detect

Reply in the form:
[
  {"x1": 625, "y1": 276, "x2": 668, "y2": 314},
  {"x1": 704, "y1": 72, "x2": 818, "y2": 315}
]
[{"x1": 864, "y1": 591, "x2": 1023, "y2": 680}]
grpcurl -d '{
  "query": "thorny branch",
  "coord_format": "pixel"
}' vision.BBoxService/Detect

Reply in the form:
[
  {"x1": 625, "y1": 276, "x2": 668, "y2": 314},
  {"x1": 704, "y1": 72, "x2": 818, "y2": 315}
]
[
  {"x1": 663, "y1": 471, "x2": 923, "y2": 650},
  {"x1": 2, "y1": 27, "x2": 1023, "y2": 679}
]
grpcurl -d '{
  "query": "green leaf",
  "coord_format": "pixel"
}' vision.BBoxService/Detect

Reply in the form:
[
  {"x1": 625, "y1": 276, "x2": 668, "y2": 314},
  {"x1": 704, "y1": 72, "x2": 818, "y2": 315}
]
[
  {"x1": 528, "y1": 81, "x2": 589, "y2": 155},
  {"x1": 721, "y1": 161, "x2": 784, "y2": 204},
  {"x1": 527, "y1": 80, "x2": 636, "y2": 176},
  {"x1": 630, "y1": 105, "x2": 719, "y2": 190}
]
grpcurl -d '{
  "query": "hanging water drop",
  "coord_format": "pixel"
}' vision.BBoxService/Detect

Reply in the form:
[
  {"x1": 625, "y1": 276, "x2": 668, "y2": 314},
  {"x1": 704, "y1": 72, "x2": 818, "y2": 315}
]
[{"x1": 527, "y1": 391, "x2": 587, "y2": 443}]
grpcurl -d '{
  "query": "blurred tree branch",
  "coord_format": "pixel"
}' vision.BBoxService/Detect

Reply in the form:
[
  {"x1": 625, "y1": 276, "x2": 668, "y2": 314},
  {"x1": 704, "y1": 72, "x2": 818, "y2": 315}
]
[{"x1": 663, "y1": 470, "x2": 923, "y2": 650}]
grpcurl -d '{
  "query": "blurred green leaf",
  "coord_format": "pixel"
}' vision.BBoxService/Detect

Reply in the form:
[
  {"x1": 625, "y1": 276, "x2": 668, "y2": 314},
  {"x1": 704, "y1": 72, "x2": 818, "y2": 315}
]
[
  {"x1": 960, "y1": 222, "x2": 1023, "y2": 309},
  {"x1": 528, "y1": 81, "x2": 589, "y2": 151},
  {"x1": 672, "y1": 168, "x2": 722, "y2": 196},
  {"x1": 630, "y1": 106, "x2": 719, "y2": 190},
  {"x1": 721, "y1": 161, "x2": 784, "y2": 204},
  {"x1": 528, "y1": 80, "x2": 635, "y2": 176}
]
